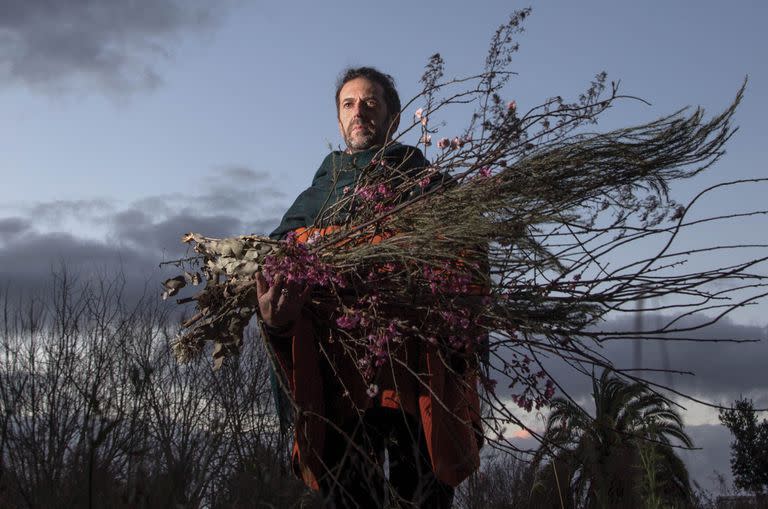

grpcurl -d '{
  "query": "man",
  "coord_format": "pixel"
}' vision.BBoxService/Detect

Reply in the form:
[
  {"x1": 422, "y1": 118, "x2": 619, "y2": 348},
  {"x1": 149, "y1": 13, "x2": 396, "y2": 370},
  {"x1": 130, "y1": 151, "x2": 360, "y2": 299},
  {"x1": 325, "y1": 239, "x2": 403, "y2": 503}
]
[{"x1": 255, "y1": 67, "x2": 482, "y2": 508}]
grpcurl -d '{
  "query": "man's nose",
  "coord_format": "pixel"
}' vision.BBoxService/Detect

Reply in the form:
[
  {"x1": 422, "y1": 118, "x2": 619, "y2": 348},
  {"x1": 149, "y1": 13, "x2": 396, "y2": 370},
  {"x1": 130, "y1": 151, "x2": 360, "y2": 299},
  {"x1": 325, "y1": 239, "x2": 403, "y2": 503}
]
[{"x1": 352, "y1": 101, "x2": 370, "y2": 117}]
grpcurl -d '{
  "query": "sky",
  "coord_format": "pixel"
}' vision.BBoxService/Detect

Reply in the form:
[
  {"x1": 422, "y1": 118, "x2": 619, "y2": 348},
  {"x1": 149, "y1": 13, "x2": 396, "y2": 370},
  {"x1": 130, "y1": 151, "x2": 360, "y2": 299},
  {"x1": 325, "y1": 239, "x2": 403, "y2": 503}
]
[{"x1": 0, "y1": 0, "x2": 766, "y2": 494}]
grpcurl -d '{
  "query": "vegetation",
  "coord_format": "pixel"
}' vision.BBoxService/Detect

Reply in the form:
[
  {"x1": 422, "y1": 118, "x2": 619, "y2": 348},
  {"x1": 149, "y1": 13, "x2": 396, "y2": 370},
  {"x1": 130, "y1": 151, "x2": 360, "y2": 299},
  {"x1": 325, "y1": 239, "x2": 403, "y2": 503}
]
[
  {"x1": 0, "y1": 273, "x2": 319, "y2": 508},
  {"x1": 720, "y1": 398, "x2": 768, "y2": 496},
  {"x1": 531, "y1": 369, "x2": 694, "y2": 508}
]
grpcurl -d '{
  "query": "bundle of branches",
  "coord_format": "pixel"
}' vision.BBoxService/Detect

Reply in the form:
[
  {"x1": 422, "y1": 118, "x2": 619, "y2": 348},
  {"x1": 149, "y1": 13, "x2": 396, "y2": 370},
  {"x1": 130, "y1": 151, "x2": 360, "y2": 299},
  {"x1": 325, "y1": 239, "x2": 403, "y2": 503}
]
[{"x1": 163, "y1": 9, "x2": 767, "y2": 446}]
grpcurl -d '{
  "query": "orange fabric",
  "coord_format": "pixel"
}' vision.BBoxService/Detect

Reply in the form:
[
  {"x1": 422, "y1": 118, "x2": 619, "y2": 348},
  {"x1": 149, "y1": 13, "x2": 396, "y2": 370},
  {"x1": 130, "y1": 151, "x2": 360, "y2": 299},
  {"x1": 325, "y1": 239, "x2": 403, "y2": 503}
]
[
  {"x1": 265, "y1": 226, "x2": 484, "y2": 490},
  {"x1": 293, "y1": 225, "x2": 391, "y2": 246}
]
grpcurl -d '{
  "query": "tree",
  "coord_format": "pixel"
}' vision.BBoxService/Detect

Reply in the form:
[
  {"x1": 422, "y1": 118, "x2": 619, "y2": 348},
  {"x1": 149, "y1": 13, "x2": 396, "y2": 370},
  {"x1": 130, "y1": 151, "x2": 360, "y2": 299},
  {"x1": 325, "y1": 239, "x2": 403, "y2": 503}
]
[
  {"x1": 0, "y1": 270, "x2": 316, "y2": 508},
  {"x1": 455, "y1": 453, "x2": 537, "y2": 509},
  {"x1": 719, "y1": 398, "x2": 768, "y2": 496},
  {"x1": 532, "y1": 369, "x2": 694, "y2": 508}
]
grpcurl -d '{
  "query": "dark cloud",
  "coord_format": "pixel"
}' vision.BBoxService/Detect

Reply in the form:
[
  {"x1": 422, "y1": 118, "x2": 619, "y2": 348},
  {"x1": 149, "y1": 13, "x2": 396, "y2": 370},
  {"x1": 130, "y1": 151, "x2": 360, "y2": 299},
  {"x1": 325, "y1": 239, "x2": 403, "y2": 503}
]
[
  {"x1": 111, "y1": 211, "x2": 245, "y2": 254},
  {"x1": 0, "y1": 0, "x2": 230, "y2": 92},
  {"x1": 107, "y1": 164, "x2": 284, "y2": 252},
  {"x1": 0, "y1": 164, "x2": 284, "y2": 302},
  {"x1": 0, "y1": 231, "x2": 159, "y2": 301},
  {"x1": 490, "y1": 313, "x2": 767, "y2": 424},
  {"x1": 0, "y1": 217, "x2": 31, "y2": 239},
  {"x1": 110, "y1": 209, "x2": 279, "y2": 256},
  {"x1": 593, "y1": 314, "x2": 768, "y2": 399}
]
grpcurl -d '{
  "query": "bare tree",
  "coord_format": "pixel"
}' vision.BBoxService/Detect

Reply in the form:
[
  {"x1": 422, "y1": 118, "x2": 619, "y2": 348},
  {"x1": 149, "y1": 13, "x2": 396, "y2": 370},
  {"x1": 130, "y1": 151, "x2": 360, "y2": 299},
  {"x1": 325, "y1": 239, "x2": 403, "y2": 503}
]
[{"x1": 0, "y1": 268, "x2": 315, "y2": 508}]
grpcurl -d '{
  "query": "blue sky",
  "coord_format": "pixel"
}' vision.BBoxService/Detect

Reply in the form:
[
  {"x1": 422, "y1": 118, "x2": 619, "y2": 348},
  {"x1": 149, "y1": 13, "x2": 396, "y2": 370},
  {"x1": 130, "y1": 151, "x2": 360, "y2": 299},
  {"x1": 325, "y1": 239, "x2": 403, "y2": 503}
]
[{"x1": 1, "y1": 0, "x2": 766, "y2": 493}]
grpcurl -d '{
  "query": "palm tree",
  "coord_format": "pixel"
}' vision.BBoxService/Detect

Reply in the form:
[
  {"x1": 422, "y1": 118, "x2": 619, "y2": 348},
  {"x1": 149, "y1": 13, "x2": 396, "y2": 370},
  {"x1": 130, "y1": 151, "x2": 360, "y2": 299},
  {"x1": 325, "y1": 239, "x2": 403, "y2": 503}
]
[{"x1": 530, "y1": 368, "x2": 693, "y2": 509}]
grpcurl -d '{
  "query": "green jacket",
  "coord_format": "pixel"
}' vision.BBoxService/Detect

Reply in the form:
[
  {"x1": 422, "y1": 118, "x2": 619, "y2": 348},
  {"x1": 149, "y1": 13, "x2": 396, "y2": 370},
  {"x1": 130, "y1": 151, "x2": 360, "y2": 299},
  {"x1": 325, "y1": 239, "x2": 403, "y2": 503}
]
[{"x1": 270, "y1": 143, "x2": 433, "y2": 240}]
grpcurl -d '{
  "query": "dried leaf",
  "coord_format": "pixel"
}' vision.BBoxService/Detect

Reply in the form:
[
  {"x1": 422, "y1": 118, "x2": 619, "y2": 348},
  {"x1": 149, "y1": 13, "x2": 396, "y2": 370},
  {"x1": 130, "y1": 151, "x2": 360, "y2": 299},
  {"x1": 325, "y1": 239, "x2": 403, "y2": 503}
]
[
  {"x1": 161, "y1": 276, "x2": 186, "y2": 298},
  {"x1": 184, "y1": 271, "x2": 201, "y2": 285}
]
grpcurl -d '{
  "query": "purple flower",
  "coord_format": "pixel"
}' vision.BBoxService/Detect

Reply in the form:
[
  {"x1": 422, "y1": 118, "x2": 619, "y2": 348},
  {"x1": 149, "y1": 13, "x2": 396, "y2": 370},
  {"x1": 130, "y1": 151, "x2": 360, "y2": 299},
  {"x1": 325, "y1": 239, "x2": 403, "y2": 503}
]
[
  {"x1": 376, "y1": 183, "x2": 393, "y2": 199},
  {"x1": 356, "y1": 186, "x2": 377, "y2": 201},
  {"x1": 336, "y1": 313, "x2": 361, "y2": 330},
  {"x1": 544, "y1": 380, "x2": 556, "y2": 399}
]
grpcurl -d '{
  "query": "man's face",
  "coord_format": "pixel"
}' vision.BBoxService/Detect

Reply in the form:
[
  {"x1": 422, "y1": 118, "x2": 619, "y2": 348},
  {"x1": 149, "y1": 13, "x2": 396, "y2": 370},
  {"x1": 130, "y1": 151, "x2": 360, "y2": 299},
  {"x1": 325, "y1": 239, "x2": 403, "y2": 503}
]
[{"x1": 337, "y1": 77, "x2": 395, "y2": 153}]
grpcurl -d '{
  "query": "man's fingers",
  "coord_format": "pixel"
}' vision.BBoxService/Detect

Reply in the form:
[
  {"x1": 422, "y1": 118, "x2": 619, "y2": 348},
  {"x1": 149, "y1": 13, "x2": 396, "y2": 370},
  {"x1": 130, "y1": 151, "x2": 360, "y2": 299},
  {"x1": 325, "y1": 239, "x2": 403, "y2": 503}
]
[
  {"x1": 270, "y1": 274, "x2": 285, "y2": 309},
  {"x1": 255, "y1": 271, "x2": 267, "y2": 298}
]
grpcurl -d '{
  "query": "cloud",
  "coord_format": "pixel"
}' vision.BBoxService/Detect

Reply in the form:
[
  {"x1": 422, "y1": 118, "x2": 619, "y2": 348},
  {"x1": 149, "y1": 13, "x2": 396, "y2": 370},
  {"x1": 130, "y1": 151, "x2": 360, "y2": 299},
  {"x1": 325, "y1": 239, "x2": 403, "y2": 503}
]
[
  {"x1": 0, "y1": 217, "x2": 31, "y2": 239},
  {"x1": 680, "y1": 424, "x2": 735, "y2": 494},
  {"x1": 0, "y1": 0, "x2": 231, "y2": 93},
  {"x1": 592, "y1": 314, "x2": 768, "y2": 399},
  {"x1": 111, "y1": 210, "x2": 246, "y2": 253},
  {"x1": 28, "y1": 199, "x2": 114, "y2": 227},
  {"x1": 107, "y1": 165, "x2": 283, "y2": 254},
  {"x1": 201, "y1": 166, "x2": 285, "y2": 214},
  {"x1": 128, "y1": 165, "x2": 284, "y2": 218},
  {"x1": 0, "y1": 231, "x2": 156, "y2": 298},
  {"x1": 214, "y1": 165, "x2": 271, "y2": 182},
  {"x1": 487, "y1": 312, "x2": 767, "y2": 460},
  {"x1": 0, "y1": 163, "x2": 284, "y2": 301}
]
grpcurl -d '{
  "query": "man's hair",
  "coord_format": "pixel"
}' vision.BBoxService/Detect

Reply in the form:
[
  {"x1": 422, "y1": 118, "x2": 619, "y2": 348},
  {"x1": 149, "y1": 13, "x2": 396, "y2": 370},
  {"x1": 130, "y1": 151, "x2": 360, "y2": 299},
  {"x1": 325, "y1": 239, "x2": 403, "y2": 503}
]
[{"x1": 335, "y1": 67, "x2": 401, "y2": 119}]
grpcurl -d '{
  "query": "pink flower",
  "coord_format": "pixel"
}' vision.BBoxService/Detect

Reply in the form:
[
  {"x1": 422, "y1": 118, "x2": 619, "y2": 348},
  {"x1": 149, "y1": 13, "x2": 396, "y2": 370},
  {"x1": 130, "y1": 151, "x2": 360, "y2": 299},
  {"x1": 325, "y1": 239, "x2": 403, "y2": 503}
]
[
  {"x1": 544, "y1": 379, "x2": 556, "y2": 399},
  {"x1": 507, "y1": 100, "x2": 517, "y2": 112},
  {"x1": 437, "y1": 137, "x2": 450, "y2": 150},
  {"x1": 306, "y1": 231, "x2": 321, "y2": 245},
  {"x1": 376, "y1": 183, "x2": 393, "y2": 199},
  {"x1": 450, "y1": 137, "x2": 464, "y2": 150},
  {"x1": 415, "y1": 108, "x2": 428, "y2": 126},
  {"x1": 418, "y1": 176, "x2": 431, "y2": 189},
  {"x1": 356, "y1": 185, "x2": 377, "y2": 201},
  {"x1": 366, "y1": 384, "x2": 380, "y2": 398},
  {"x1": 336, "y1": 313, "x2": 361, "y2": 330},
  {"x1": 479, "y1": 167, "x2": 492, "y2": 178},
  {"x1": 420, "y1": 133, "x2": 432, "y2": 146},
  {"x1": 343, "y1": 186, "x2": 350, "y2": 194},
  {"x1": 261, "y1": 234, "x2": 346, "y2": 290}
]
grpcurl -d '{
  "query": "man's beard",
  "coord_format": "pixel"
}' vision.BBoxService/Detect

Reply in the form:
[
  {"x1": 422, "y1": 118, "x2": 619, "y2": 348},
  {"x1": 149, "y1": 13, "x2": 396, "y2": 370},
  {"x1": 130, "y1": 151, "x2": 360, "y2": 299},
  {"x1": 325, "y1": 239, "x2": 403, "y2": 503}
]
[{"x1": 344, "y1": 123, "x2": 383, "y2": 152}]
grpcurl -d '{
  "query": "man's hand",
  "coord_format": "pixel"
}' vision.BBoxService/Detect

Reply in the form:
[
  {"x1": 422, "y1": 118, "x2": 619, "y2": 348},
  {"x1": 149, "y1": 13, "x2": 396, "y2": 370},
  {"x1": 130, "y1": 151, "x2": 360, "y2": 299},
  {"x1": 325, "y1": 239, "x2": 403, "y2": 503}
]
[{"x1": 254, "y1": 272, "x2": 311, "y2": 331}]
